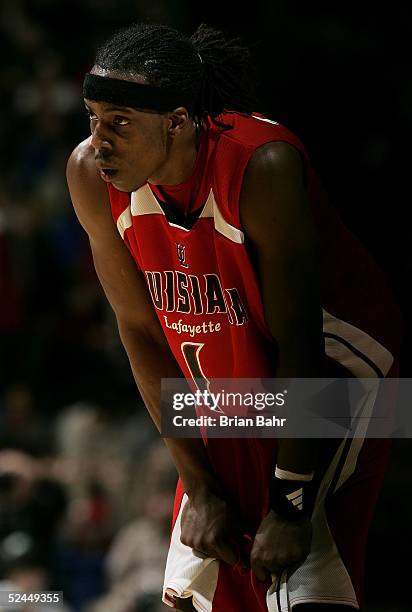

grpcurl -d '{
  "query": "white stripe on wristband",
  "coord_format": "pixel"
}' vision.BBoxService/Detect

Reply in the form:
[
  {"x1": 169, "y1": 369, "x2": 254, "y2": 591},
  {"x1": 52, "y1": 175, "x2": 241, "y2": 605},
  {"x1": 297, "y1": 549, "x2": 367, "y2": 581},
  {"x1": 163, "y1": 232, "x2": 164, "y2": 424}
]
[{"x1": 275, "y1": 466, "x2": 314, "y2": 481}]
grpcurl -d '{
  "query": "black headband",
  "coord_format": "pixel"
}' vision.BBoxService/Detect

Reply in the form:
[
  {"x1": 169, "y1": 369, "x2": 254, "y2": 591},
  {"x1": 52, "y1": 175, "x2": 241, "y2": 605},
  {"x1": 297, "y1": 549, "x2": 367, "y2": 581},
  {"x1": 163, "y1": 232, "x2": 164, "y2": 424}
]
[{"x1": 83, "y1": 72, "x2": 195, "y2": 112}]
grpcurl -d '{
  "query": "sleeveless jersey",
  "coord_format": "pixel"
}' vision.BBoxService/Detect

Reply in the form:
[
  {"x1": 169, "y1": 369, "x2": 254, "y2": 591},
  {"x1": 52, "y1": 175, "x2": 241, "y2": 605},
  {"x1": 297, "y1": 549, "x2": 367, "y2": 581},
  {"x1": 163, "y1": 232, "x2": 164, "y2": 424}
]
[
  {"x1": 107, "y1": 112, "x2": 402, "y2": 611},
  {"x1": 108, "y1": 112, "x2": 401, "y2": 381}
]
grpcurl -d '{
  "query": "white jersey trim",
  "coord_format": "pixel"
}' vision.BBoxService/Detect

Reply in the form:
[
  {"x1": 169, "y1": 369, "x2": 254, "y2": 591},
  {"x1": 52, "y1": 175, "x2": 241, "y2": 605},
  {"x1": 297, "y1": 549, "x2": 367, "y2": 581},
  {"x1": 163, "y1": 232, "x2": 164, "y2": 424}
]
[
  {"x1": 323, "y1": 308, "x2": 394, "y2": 377},
  {"x1": 129, "y1": 185, "x2": 244, "y2": 243},
  {"x1": 251, "y1": 114, "x2": 280, "y2": 125},
  {"x1": 116, "y1": 206, "x2": 132, "y2": 239},
  {"x1": 199, "y1": 189, "x2": 244, "y2": 244},
  {"x1": 131, "y1": 185, "x2": 166, "y2": 216}
]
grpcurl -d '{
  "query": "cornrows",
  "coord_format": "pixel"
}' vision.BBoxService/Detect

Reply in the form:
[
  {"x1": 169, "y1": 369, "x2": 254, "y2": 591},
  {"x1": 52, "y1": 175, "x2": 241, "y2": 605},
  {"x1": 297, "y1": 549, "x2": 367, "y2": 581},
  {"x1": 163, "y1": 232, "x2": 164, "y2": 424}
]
[{"x1": 94, "y1": 22, "x2": 258, "y2": 129}]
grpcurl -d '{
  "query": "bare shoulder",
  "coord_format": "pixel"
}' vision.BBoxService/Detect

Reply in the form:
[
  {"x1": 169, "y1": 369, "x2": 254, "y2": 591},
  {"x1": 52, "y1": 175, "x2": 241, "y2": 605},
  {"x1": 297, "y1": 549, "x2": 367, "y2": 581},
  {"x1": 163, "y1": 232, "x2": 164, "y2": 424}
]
[
  {"x1": 67, "y1": 136, "x2": 93, "y2": 173},
  {"x1": 66, "y1": 136, "x2": 103, "y2": 195},
  {"x1": 66, "y1": 136, "x2": 111, "y2": 237},
  {"x1": 242, "y1": 141, "x2": 305, "y2": 197},
  {"x1": 240, "y1": 141, "x2": 313, "y2": 245},
  {"x1": 67, "y1": 138, "x2": 166, "y2": 333}
]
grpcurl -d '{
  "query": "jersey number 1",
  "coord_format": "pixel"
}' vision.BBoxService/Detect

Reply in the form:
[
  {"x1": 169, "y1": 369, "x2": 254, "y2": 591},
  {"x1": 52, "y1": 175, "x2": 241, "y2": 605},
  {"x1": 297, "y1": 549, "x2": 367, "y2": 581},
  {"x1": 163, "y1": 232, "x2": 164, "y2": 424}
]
[{"x1": 181, "y1": 342, "x2": 210, "y2": 392}]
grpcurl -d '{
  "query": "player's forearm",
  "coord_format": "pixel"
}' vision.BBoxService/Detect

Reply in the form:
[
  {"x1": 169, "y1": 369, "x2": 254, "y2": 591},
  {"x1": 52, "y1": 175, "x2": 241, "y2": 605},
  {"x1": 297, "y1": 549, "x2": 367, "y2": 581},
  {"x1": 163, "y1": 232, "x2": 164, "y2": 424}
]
[
  {"x1": 274, "y1": 341, "x2": 350, "y2": 474},
  {"x1": 274, "y1": 333, "x2": 326, "y2": 475},
  {"x1": 276, "y1": 439, "x2": 318, "y2": 475},
  {"x1": 117, "y1": 321, "x2": 222, "y2": 498},
  {"x1": 118, "y1": 321, "x2": 179, "y2": 429}
]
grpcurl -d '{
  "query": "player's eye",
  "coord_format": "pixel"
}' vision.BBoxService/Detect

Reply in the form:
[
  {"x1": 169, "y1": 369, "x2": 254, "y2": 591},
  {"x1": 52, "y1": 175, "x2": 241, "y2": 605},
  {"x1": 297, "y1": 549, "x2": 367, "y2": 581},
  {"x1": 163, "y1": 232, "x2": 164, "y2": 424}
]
[
  {"x1": 85, "y1": 108, "x2": 97, "y2": 120},
  {"x1": 113, "y1": 116, "x2": 130, "y2": 126}
]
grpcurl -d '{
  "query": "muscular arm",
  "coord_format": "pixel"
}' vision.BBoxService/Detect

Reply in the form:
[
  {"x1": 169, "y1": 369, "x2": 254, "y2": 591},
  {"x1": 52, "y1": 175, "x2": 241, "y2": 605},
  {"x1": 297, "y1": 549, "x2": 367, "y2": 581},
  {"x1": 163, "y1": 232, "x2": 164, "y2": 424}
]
[
  {"x1": 240, "y1": 141, "x2": 325, "y2": 475},
  {"x1": 66, "y1": 140, "x2": 244, "y2": 565},
  {"x1": 66, "y1": 139, "x2": 219, "y2": 497},
  {"x1": 240, "y1": 141, "x2": 333, "y2": 580}
]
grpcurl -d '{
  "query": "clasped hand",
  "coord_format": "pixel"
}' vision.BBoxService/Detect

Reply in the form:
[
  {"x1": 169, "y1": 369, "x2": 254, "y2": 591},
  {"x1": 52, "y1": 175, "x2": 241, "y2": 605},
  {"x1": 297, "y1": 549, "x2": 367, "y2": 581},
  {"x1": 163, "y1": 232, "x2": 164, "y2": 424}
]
[{"x1": 180, "y1": 491, "x2": 312, "y2": 581}]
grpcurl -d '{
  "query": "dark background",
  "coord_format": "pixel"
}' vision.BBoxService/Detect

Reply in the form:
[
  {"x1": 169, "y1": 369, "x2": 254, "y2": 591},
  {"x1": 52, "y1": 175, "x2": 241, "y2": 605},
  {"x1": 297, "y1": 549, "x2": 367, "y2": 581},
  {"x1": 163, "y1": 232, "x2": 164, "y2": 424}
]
[{"x1": 0, "y1": 1, "x2": 410, "y2": 610}]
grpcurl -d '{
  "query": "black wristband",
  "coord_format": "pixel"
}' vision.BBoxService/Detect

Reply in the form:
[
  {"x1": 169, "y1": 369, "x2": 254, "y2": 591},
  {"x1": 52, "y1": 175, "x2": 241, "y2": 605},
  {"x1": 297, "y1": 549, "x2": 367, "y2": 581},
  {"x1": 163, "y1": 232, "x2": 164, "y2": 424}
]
[{"x1": 269, "y1": 476, "x2": 312, "y2": 521}]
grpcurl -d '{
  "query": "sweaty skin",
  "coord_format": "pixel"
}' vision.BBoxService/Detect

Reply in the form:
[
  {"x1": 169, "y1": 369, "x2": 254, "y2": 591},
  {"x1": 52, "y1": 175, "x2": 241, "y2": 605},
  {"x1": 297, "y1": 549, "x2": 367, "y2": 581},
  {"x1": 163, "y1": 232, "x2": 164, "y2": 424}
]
[{"x1": 68, "y1": 69, "x2": 342, "y2": 591}]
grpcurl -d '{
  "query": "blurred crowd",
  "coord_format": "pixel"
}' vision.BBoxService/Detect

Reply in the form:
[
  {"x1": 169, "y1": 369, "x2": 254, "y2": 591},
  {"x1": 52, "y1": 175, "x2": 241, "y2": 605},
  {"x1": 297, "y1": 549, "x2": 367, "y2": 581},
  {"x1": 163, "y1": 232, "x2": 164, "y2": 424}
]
[
  {"x1": 0, "y1": 1, "x2": 410, "y2": 611},
  {"x1": 0, "y1": 1, "x2": 185, "y2": 610}
]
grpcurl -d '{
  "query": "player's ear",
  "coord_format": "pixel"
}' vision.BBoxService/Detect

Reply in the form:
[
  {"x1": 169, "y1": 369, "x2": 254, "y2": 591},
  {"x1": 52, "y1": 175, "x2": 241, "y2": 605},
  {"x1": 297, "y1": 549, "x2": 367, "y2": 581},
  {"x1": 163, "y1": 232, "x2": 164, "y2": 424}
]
[{"x1": 167, "y1": 107, "x2": 190, "y2": 137}]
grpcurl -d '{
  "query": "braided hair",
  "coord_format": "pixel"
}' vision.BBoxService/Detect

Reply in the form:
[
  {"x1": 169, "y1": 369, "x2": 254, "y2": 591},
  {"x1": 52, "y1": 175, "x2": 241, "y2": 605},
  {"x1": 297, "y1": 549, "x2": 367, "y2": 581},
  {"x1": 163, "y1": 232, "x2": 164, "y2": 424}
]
[{"x1": 94, "y1": 23, "x2": 258, "y2": 129}]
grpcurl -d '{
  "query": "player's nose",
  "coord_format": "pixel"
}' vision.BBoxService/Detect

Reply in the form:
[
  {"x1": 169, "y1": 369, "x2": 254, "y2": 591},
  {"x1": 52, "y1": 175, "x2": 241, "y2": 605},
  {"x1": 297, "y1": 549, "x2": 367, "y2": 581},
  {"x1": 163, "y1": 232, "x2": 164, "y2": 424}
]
[{"x1": 90, "y1": 123, "x2": 112, "y2": 151}]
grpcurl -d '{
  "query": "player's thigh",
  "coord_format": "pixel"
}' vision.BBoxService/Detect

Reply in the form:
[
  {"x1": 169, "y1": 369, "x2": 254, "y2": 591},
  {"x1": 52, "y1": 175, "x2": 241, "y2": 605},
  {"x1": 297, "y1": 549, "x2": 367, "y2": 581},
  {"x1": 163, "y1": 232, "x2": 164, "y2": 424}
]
[{"x1": 293, "y1": 605, "x2": 363, "y2": 611}]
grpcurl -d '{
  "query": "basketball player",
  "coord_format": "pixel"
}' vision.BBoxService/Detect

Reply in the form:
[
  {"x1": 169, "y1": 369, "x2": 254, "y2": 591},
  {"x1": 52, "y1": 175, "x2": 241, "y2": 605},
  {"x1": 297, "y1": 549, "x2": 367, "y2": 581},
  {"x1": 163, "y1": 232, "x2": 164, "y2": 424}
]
[{"x1": 66, "y1": 24, "x2": 402, "y2": 612}]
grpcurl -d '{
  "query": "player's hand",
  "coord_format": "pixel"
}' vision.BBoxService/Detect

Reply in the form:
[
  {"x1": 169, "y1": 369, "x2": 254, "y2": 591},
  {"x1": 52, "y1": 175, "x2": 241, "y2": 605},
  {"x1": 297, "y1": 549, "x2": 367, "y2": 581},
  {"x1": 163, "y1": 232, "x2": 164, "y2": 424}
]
[
  {"x1": 180, "y1": 487, "x2": 243, "y2": 565},
  {"x1": 251, "y1": 510, "x2": 312, "y2": 581}
]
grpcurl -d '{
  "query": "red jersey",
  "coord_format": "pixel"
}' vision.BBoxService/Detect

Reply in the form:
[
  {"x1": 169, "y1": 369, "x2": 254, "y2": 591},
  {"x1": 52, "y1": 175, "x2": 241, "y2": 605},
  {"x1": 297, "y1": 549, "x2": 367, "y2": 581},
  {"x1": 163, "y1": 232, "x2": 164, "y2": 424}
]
[
  {"x1": 108, "y1": 112, "x2": 401, "y2": 381},
  {"x1": 107, "y1": 112, "x2": 402, "y2": 611}
]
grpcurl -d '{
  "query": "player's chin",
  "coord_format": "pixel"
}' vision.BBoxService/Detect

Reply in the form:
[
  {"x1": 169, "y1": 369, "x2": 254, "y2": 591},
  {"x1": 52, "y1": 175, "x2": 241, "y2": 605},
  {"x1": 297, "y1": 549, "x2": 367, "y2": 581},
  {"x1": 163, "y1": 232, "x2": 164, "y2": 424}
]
[{"x1": 112, "y1": 177, "x2": 146, "y2": 193}]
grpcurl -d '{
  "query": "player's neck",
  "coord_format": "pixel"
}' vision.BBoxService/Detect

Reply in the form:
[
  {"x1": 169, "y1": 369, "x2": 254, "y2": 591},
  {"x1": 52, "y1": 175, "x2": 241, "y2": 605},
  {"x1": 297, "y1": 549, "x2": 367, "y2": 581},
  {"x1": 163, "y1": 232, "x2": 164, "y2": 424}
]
[{"x1": 148, "y1": 120, "x2": 201, "y2": 187}]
